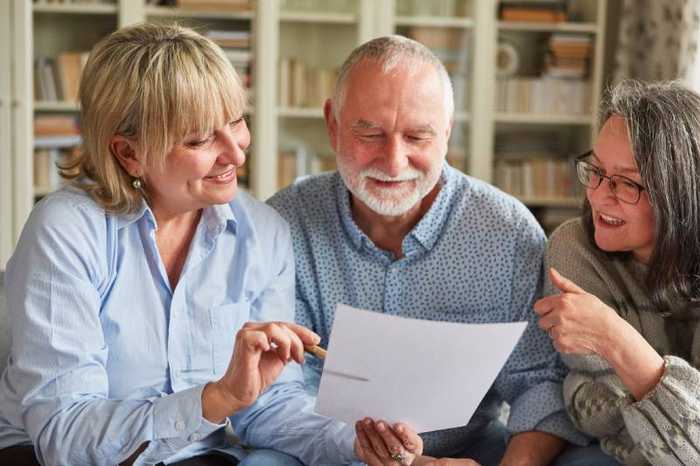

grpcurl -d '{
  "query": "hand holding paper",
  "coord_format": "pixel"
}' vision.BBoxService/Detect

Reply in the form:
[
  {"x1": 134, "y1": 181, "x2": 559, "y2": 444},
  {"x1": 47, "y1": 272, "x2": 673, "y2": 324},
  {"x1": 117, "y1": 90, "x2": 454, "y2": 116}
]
[{"x1": 315, "y1": 304, "x2": 527, "y2": 433}]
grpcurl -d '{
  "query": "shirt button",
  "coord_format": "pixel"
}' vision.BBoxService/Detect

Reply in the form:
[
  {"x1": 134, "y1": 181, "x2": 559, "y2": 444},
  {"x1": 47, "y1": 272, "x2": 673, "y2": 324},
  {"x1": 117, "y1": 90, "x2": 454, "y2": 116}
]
[
  {"x1": 189, "y1": 432, "x2": 202, "y2": 442},
  {"x1": 175, "y1": 420, "x2": 186, "y2": 432}
]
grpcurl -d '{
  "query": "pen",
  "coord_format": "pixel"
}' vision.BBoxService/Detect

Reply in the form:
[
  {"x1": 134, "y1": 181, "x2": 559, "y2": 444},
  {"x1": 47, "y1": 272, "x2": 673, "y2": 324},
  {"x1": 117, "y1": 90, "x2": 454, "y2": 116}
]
[{"x1": 304, "y1": 345, "x2": 327, "y2": 360}]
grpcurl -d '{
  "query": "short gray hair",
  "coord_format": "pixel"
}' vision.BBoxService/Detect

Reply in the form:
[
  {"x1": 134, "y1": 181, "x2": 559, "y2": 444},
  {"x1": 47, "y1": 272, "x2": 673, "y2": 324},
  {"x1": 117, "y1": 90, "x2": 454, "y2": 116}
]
[{"x1": 332, "y1": 35, "x2": 454, "y2": 121}]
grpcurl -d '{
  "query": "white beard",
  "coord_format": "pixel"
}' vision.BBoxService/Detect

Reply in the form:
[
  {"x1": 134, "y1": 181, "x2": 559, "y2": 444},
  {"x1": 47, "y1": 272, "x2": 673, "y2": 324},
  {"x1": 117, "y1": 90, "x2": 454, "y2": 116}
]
[{"x1": 337, "y1": 160, "x2": 440, "y2": 217}]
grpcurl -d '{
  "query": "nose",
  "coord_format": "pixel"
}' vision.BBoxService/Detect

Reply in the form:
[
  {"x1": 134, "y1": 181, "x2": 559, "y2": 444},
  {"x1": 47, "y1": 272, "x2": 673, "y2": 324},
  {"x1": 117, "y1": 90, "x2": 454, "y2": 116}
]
[
  {"x1": 587, "y1": 175, "x2": 617, "y2": 205},
  {"x1": 382, "y1": 135, "x2": 409, "y2": 178},
  {"x1": 218, "y1": 119, "x2": 250, "y2": 166}
]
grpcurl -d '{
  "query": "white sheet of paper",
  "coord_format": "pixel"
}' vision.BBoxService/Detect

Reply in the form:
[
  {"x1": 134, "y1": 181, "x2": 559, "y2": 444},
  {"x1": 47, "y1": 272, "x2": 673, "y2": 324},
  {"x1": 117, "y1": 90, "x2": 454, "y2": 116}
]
[{"x1": 315, "y1": 304, "x2": 527, "y2": 433}]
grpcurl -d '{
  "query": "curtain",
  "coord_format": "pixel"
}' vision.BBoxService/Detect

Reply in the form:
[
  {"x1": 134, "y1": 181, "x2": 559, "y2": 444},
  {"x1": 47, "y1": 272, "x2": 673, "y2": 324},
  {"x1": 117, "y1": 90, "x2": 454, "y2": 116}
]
[{"x1": 614, "y1": 0, "x2": 700, "y2": 85}]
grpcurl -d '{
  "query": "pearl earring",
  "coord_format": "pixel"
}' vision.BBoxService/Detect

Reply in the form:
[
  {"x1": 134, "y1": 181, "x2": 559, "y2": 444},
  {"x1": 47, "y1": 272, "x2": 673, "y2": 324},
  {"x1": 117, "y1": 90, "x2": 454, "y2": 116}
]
[{"x1": 132, "y1": 178, "x2": 142, "y2": 190}]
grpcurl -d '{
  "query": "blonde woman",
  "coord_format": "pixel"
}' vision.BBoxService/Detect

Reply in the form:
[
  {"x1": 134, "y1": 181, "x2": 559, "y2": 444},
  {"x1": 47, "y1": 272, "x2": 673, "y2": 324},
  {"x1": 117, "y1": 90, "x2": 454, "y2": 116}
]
[{"x1": 0, "y1": 23, "x2": 363, "y2": 466}]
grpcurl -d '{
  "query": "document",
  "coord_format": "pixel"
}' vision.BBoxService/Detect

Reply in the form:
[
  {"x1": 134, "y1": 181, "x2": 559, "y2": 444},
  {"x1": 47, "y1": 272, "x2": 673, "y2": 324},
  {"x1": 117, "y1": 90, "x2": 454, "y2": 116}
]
[{"x1": 315, "y1": 304, "x2": 527, "y2": 433}]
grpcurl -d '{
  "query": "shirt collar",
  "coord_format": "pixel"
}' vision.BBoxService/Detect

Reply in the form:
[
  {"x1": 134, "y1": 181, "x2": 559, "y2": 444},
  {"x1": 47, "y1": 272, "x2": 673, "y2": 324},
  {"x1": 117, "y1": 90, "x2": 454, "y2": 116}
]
[
  {"x1": 336, "y1": 162, "x2": 457, "y2": 255},
  {"x1": 115, "y1": 199, "x2": 237, "y2": 237}
]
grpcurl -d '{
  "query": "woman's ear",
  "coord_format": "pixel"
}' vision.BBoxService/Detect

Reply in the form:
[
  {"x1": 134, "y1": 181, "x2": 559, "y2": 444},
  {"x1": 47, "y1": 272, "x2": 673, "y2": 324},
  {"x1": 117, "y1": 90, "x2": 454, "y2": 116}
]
[{"x1": 110, "y1": 135, "x2": 143, "y2": 177}]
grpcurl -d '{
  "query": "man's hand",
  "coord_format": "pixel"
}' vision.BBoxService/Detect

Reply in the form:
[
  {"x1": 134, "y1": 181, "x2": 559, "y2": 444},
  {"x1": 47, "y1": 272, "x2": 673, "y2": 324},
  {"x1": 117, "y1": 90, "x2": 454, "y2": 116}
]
[{"x1": 354, "y1": 418, "x2": 423, "y2": 465}]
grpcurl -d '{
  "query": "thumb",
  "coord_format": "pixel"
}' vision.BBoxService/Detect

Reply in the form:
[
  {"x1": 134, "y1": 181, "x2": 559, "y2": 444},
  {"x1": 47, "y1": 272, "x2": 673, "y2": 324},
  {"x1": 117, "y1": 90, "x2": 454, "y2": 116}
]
[{"x1": 549, "y1": 267, "x2": 585, "y2": 294}]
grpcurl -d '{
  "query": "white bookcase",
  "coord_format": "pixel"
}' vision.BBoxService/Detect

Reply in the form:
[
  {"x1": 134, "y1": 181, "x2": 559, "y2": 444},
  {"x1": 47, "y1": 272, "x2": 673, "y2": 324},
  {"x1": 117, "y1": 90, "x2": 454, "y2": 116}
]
[{"x1": 1, "y1": 0, "x2": 608, "y2": 268}]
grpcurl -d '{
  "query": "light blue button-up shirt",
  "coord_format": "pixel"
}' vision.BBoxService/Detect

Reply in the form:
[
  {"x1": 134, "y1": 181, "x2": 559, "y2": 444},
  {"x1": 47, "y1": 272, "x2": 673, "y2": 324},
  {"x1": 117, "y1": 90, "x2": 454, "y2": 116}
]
[
  {"x1": 0, "y1": 186, "x2": 355, "y2": 466},
  {"x1": 268, "y1": 165, "x2": 589, "y2": 458}
]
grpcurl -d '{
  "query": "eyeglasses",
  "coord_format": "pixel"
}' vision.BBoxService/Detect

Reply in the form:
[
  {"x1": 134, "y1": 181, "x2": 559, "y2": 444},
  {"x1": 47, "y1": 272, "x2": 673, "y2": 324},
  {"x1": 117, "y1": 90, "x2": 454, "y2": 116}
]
[{"x1": 574, "y1": 151, "x2": 646, "y2": 204}]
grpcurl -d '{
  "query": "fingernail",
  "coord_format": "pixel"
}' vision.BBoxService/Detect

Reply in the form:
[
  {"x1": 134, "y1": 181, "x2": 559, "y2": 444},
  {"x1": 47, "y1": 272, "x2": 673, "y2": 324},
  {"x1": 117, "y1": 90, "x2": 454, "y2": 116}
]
[
  {"x1": 364, "y1": 419, "x2": 372, "y2": 426},
  {"x1": 377, "y1": 422, "x2": 385, "y2": 431},
  {"x1": 395, "y1": 424, "x2": 404, "y2": 433}
]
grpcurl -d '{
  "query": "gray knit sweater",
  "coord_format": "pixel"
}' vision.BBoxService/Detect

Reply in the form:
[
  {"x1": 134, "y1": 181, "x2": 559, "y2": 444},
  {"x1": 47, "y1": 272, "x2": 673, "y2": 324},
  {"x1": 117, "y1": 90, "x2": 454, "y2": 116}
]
[{"x1": 544, "y1": 218, "x2": 700, "y2": 466}]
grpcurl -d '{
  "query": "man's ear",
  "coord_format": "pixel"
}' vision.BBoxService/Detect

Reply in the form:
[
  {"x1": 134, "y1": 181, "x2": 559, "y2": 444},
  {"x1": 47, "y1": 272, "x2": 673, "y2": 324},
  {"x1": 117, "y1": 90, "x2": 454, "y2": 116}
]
[
  {"x1": 324, "y1": 98, "x2": 339, "y2": 153},
  {"x1": 109, "y1": 135, "x2": 142, "y2": 177}
]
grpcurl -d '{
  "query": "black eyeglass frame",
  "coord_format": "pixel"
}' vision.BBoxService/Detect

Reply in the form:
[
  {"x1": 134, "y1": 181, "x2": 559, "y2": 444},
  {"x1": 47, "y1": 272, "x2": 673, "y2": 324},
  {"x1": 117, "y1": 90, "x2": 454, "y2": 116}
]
[{"x1": 574, "y1": 150, "x2": 646, "y2": 205}]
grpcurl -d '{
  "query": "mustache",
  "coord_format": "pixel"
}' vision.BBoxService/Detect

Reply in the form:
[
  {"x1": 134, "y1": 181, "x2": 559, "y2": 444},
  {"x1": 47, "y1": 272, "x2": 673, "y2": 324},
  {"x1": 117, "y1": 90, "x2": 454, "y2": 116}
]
[{"x1": 359, "y1": 167, "x2": 423, "y2": 182}]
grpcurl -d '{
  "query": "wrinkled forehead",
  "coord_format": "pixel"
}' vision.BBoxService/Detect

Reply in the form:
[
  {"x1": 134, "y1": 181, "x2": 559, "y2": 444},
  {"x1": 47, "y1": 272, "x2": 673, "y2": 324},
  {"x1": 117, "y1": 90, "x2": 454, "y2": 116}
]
[{"x1": 342, "y1": 60, "x2": 449, "y2": 127}]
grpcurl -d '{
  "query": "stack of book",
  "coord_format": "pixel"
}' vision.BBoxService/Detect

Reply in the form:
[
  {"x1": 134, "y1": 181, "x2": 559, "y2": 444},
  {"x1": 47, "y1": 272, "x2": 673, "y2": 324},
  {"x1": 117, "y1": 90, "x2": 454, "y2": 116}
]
[
  {"x1": 206, "y1": 30, "x2": 252, "y2": 88},
  {"x1": 495, "y1": 76, "x2": 591, "y2": 115},
  {"x1": 494, "y1": 157, "x2": 576, "y2": 199},
  {"x1": 278, "y1": 145, "x2": 336, "y2": 189},
  {"x1": 278, "y1": 58, "x2": 338, "y2": 108},
  {"x1": 493, "y1": 132, "x2": 580, "y2": 200},
  {"x1": 33, "y1": 115, "x2": 81, "y2": 194},
  {"x1": 544, "y1": 34, "x2": 593, "y2": 79},
  {"x1": 499, "y1": 0, "x2": 568, "y2": 23},
  {"x1": 176, "y1": 0, "x2": 251, "y2": 11},
  {"x1": 34, "y1": 52, "x2": 89, "y2": 103}
]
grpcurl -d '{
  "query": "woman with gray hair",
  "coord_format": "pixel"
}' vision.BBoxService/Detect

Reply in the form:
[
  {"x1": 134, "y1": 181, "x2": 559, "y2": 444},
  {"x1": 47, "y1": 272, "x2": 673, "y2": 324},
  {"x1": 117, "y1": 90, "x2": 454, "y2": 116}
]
[
  {"x1": 0, "y1": 23, "x2": 366, "y2": 466},
  {"x1": 535, "y1": 80, "x2": 700, "y2": 465}
]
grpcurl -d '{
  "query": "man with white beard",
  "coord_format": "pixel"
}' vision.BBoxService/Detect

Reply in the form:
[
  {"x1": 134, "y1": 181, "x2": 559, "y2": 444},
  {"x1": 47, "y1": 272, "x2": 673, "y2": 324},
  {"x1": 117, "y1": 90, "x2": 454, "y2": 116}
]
[{"x1": 268, "y1": 36, "x2": 617, "y2": 466}]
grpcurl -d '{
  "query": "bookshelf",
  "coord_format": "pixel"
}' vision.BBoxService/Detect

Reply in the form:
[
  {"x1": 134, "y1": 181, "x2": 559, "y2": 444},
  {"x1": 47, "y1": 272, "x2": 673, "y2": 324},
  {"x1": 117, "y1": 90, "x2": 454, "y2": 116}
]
[{"x1": 2, "y1": 0, "x2": 609, "y2": 268}]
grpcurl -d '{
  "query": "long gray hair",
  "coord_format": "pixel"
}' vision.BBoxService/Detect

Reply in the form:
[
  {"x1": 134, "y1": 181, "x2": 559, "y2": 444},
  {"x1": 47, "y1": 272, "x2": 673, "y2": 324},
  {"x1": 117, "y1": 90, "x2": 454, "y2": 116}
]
[{"x1": 583, "y1": 79, "x2": 700, "y2": 314}]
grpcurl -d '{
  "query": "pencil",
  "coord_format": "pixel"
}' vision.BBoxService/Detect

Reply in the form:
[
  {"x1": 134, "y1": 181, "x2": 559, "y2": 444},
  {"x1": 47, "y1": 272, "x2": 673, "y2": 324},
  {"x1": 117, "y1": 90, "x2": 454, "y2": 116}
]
[{"x1": 304, "y1": 345, "x2": 327, "y2": 360}]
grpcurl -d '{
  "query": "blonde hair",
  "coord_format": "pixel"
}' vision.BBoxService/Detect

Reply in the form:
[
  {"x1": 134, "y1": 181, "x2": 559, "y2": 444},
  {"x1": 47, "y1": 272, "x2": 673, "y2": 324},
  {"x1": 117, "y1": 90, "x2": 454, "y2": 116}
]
[{"x1": 61, "y1": 22, "x2": 247, "y2": 213}]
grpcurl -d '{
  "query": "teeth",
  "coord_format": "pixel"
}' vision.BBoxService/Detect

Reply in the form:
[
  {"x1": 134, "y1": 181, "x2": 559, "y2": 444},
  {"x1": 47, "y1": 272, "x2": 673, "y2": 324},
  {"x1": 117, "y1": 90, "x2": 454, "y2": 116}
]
[{"x1": 600, "y1": 213, "x2": 624, "y2": 225}]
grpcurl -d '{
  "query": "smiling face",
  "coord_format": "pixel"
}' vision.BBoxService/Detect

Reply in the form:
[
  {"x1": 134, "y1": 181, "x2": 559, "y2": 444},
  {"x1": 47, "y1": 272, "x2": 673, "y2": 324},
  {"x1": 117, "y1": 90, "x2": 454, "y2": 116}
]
[
  {"x1": 588, "y1": 115, "x2": 656, "y2": 262},
  {"x1": 326, "y1": 59, "x2": 451, "y2": 217},
  {"x1": 142, "y1": 116, "x2": 250, "y2": 217}
]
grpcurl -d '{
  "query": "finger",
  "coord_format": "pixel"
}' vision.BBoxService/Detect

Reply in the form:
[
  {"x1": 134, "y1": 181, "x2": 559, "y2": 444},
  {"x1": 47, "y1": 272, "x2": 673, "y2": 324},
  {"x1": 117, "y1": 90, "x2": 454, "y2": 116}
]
[
  {"x1": 363, "y1": 418, "x2": 392, "y2": 459},
  {"x1": 356, "y1": 421, "x2": 383, "y2": 465},
  {"x1": 533, "y1": 295, "x2": 559, "y2": 315},
  {"x1": 392, "y1": 422, "x2": 421, "y2": 454},
  {"x1": 537, "y1": 313, "x2": 559, "y2": 332},
  {"x1": 263, "y1": 323, "x2": 293, "y2": 362},
  {"x1": 376, "y1": 421, "x2": 406, "y2": 458},
  {"x1": 549, "y1": 267, "x2": 585, "y2": 295},
  {"x1": 282, "y1": 322, "x2": 322, "y2": 346},
  {"x1": 282, "y1": 324, "x2": 306, "y2": 364}
]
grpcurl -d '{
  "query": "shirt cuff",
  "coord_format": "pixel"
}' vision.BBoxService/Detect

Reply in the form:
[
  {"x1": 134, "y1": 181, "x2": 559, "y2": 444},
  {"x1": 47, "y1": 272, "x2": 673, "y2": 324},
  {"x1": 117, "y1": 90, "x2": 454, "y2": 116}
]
[
  {"x1": 137, "y1": 385, "x2": 229, "y2": 464},
  {"x1": 152, "y1": 384, "x2": 226, "y2": 440},
  {"x1": 508, "y1": 380, "x2": 585, "y2": 444},
  {"x1": 535, "y1": 411, "x2": 591, "y2": 446},
  {"x1": 328, "y1": 422, "x2": 357, "y2": 464}
]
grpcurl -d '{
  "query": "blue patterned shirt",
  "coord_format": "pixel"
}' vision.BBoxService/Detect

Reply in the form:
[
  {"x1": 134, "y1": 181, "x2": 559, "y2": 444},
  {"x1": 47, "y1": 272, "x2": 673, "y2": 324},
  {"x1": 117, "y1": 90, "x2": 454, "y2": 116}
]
[
  {"x1": 0, "y1": 186, "x2": 355, "y2": 466},
  {"x1": 268, "y1": 164, "x2": 588, "y2": 457}
]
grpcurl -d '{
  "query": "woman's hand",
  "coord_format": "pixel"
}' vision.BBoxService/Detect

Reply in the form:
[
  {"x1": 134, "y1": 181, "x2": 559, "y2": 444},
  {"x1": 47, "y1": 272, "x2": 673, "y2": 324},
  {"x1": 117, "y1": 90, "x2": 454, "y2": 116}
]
[
  {"x1": 534, "y1": 267, "x2": 665, "y2": 400},
  {"x1": 203, "y1": 321, "x2": 320, "y2": 423},
  {"x1": 354, "y1": 418, "x2": 423, "y2": 465},
  {"x1": 534, "y1": 267, "x2": 621, "y2": 356}
]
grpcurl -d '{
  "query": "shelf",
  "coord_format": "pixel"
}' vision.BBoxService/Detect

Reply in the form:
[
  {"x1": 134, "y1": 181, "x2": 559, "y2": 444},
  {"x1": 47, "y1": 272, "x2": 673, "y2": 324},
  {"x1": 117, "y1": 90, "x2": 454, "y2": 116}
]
[
  {"x1": 280, "y1": 11, "x2": 357, "y2": 24},
  {"x1": 277, "y1": 107, "x2": 324, "y2": 118},
  {"x1": 145, "y1": 6, "x2": 253, "y2": 20},
  {"x1": 34, "y1": 101, "x2": 80, "y2": 112},
  {"x1": 34, "y1": 135, "x2": 81, "y2": 149},
  {"x1": 498, "y1": 21, "x2": 598, "y2": 33},
  {"x1": 33, "y1": 3, "x2": 118, "y2": 15},
  {"x1": 495, "y1": 113, "x2": 592, "y2": 125},
  {"x1": 519, "y1": 197, "x2": 582, "y2": 208},
  {"x1": 395, "y1": 16, "x2": 474, "y2": 28}
]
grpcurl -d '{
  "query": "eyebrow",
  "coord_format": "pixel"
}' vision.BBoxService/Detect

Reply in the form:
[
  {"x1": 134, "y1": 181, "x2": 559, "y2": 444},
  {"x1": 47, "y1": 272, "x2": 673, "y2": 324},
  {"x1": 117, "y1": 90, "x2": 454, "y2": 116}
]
[
  {"x1": 351, "y1": 120, "x2": 381, "y2": 130},
  {"x1": 351, "y1": 120, "x2": 437, "y2": 135},
  {"x1": 590, "y1": 152, "x2": 639, "y2": 175}
]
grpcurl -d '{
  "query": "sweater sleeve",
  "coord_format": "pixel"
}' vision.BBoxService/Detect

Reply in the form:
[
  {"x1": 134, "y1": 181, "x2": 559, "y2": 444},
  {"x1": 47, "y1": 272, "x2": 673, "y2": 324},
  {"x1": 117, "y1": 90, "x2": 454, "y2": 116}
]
[
  {"x1": 620, "y1": 356, "x2": 700, "y2": 465},
  {"x1": 546, "y1": 219, "x2": 700, "y2": 465}
]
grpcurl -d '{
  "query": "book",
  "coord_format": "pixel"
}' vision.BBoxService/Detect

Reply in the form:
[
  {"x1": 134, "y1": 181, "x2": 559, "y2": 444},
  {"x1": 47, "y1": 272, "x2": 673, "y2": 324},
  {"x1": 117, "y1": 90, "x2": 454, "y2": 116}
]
[
  {"x1": 501, "y1": 6, "x2": 567, "y2": 23},
  {"x1": 34, "y1": 115, "x2": 80, "y2": 136}
]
